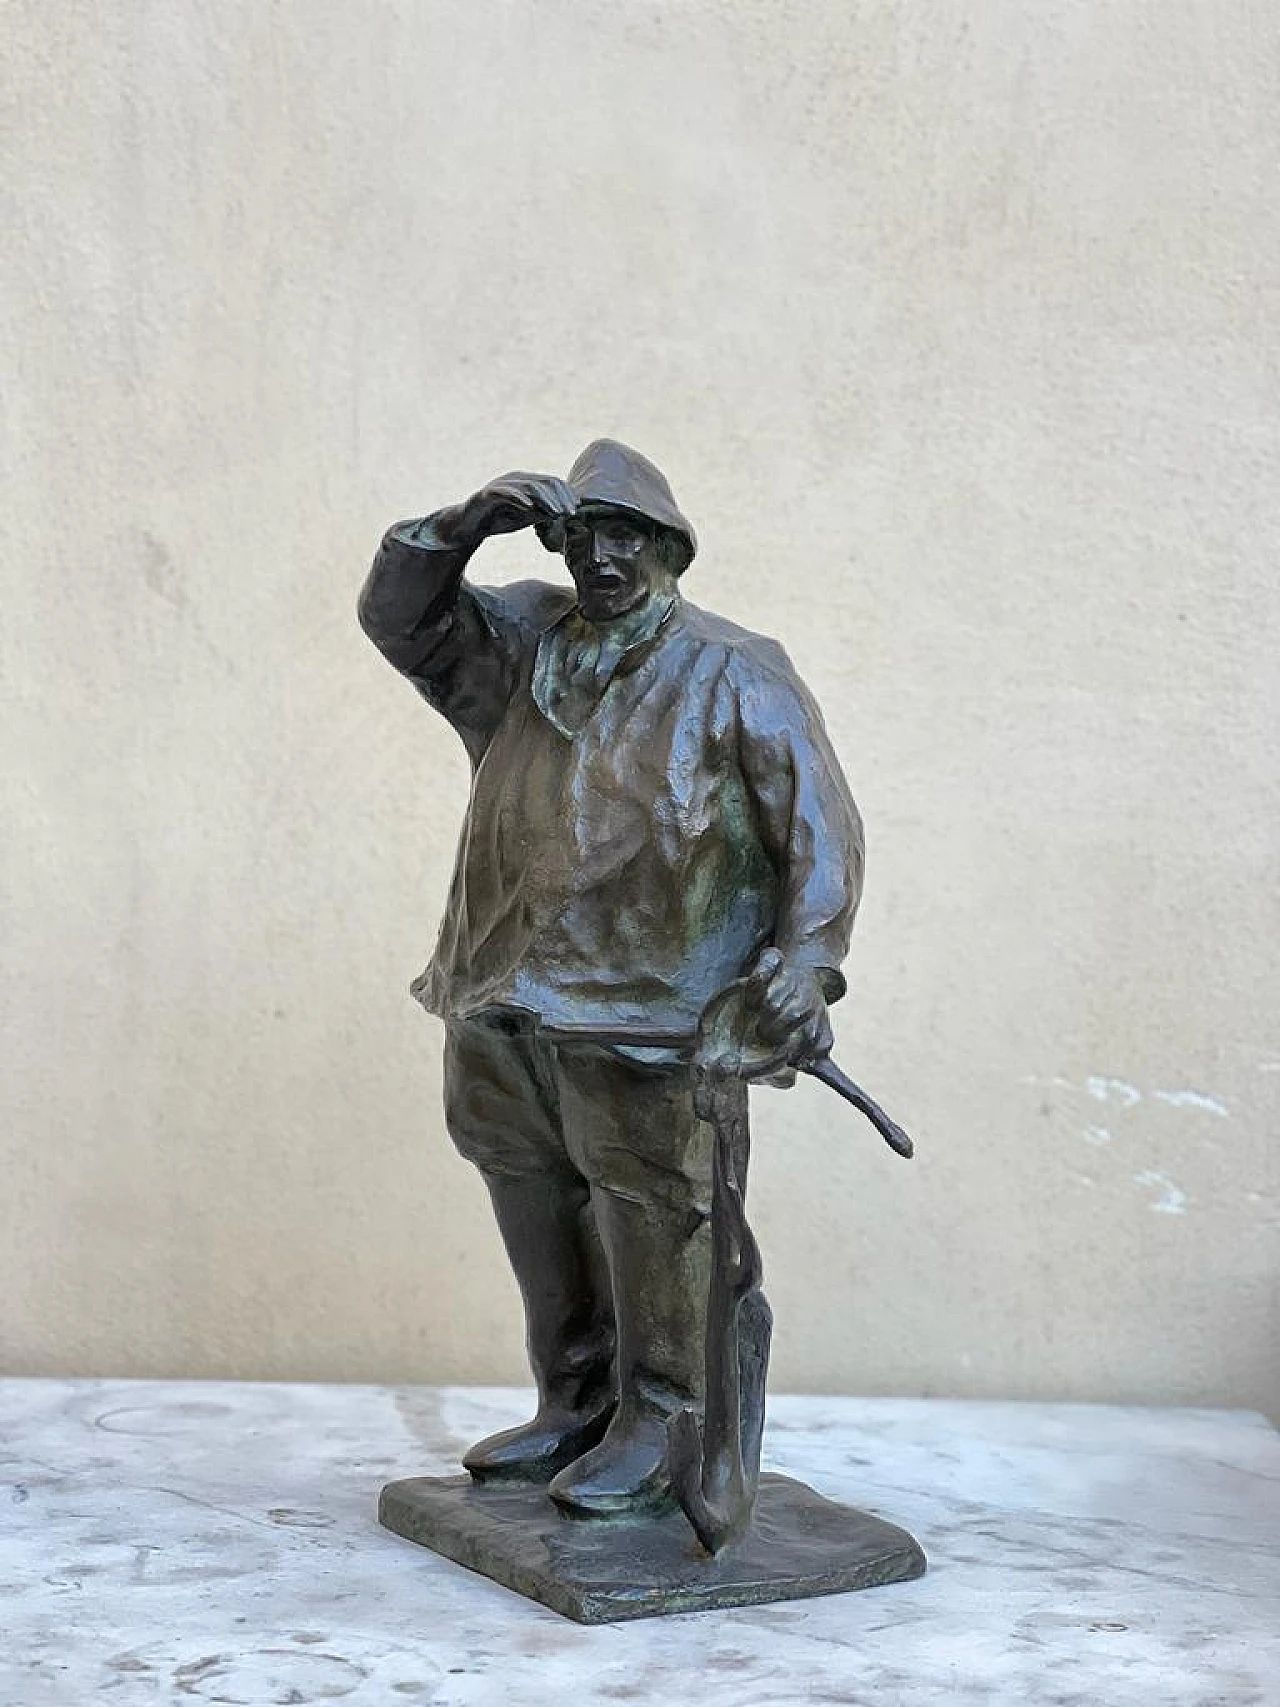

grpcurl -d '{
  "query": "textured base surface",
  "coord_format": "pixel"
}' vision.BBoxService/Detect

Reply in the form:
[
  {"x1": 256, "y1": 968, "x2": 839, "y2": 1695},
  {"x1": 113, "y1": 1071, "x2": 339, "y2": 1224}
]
[{"x1": 378, "y1": 1470, "x2": 927, "y2": 1623}]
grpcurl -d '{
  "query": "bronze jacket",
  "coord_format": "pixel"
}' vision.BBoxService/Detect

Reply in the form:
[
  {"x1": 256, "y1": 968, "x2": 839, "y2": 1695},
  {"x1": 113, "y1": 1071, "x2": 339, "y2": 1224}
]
[{"x1": 359, "y1": 519, "x2": 864, "y2": 1051}]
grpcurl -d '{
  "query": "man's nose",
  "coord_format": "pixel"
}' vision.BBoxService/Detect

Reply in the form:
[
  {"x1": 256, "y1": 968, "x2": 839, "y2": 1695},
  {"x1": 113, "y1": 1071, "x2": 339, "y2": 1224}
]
[{"x1": 589, "y1": 532, "x2": 610, "y2": 569}]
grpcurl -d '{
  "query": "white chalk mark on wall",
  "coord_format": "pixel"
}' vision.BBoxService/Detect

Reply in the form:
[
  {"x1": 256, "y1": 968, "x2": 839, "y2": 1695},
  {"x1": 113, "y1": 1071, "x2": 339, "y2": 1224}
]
[
  {"x1": 1133, "y1": 1171, "x2": 1189, "y2": 1215},
  {"x1": 1024, "y1": 1074, "x2": 1235, "y2": 1146},
  {"x1": 1152, "y1": 1089, "x2": 1229, "y2": 1117},
  {"x1": 1085, "y1": 1076, "x2": 1143, "y2": 1108}
]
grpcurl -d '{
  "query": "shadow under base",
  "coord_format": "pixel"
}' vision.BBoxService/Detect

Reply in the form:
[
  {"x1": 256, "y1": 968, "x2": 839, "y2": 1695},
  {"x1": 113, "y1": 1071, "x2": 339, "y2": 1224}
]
[{"x1": 378, "y1": 1471, "x2": 926, "y2": 1624}]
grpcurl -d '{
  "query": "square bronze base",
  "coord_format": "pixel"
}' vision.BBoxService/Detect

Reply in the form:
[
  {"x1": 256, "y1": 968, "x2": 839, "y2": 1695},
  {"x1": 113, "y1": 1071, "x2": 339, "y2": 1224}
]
[{"x1": 378, "y1": 1471, "x2": 926, "y2": 1624}]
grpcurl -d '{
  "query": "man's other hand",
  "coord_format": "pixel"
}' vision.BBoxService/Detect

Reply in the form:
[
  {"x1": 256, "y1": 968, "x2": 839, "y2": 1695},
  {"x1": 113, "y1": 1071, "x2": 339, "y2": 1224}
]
[{"x1": 743, "y1": 947, "x2": 834, "y2": 1066}]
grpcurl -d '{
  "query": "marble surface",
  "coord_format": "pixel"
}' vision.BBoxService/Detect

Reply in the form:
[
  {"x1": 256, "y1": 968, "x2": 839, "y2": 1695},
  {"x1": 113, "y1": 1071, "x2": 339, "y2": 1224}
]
[{"x1": 1, "y1": 1381, "x2": 1276, "y2": 1706}]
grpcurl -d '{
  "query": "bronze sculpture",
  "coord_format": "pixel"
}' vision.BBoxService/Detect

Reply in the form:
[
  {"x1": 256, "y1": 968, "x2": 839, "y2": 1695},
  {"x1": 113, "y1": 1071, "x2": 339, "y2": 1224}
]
[{"x1": 360, "y1": 441, "x2": 923, "y2": 1619}]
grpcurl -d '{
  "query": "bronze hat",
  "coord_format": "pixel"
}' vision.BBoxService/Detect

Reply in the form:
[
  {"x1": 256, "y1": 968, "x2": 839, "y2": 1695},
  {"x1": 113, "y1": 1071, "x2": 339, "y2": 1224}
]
[{"x1": 538, "y1": 439, "x2": 697, "y2": 573}]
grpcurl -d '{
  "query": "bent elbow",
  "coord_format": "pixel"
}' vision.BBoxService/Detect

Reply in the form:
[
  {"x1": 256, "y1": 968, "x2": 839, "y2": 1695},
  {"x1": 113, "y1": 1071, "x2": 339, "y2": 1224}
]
[{"x1": 356, "y1": 565, "x2": 388, "y2": 649}]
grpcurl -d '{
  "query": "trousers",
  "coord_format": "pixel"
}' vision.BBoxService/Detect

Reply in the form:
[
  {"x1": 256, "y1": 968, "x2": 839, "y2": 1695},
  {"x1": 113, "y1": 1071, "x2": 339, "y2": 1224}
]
[{"x1": 443, "y1": 1012, "x2": 746, "y2": 1423}]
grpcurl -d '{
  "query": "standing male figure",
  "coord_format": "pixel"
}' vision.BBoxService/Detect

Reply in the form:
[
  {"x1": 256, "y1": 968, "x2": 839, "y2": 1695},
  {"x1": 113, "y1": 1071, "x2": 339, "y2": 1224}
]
[{"x1": 359, "y1": 441, "x2": 863, "y2": 1517}]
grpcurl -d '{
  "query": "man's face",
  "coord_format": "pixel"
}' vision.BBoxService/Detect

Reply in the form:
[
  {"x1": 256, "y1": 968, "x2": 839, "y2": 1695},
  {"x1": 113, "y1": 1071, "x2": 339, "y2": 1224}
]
[{"x1": 563, "y1": 507, "x2": 665, "y2": 622}]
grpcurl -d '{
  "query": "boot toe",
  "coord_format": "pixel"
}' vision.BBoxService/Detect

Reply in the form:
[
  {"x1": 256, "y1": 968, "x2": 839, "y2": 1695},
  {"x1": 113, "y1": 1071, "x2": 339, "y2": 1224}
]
[
  {"x1": 547, "y1": 1415, "x2": 672, "y2": 1515},
  {"x1": 463, "y1": 1403, "x2": 613, "y2": 1484}
]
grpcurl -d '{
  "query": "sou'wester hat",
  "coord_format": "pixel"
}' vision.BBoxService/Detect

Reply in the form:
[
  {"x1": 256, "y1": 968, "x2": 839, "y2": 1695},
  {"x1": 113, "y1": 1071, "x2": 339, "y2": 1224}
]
[{"x1": 536, "y1": 439, "x2": 697, "y2": 574}]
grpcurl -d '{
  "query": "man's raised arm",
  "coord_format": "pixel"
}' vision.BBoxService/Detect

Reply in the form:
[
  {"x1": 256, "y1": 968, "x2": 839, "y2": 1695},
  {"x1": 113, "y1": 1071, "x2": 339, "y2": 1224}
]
[{"x1": 357, "y1": 472, "x2": 577, "y2": 763}]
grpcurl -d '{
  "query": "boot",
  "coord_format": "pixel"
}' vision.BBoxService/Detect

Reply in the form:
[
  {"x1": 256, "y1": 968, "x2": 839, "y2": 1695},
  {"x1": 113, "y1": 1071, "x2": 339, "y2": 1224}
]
[
  {"x1": 463, "y1": 1172, "x2": 616, "y2": 1484},
  {"x1": 548, "y1": 1183, "x2": 709, "y2": 1516}
]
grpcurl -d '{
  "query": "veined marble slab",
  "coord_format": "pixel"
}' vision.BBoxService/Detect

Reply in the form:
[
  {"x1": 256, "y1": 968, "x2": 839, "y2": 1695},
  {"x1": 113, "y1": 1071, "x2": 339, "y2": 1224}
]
[{"x1": 1, "y1": 1380, "x2": 1275, "y2": 1705}]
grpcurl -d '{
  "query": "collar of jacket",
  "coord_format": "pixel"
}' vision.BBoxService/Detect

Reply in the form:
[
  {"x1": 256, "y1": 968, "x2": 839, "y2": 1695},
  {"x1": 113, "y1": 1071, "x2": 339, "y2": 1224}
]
[{"x1": 532, "y1": 591, "x2": 679, "y2": 738}]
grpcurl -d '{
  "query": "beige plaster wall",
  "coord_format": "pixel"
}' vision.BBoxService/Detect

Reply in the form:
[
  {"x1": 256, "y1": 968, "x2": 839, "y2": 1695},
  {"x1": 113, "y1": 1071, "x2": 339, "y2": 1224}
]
[{"x1": 4, "y1": 1, "x2": 1277, "y2": 1417}]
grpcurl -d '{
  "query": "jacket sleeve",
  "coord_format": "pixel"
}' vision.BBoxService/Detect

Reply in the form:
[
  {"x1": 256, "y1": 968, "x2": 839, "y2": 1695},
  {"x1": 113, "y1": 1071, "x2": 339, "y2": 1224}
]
[
  {"x1": 735, "y1": 641, "x2": 865, "y2": 1002},
  {"x1": 357, "y1": 513, "x2": 523, "y2": 766}
]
